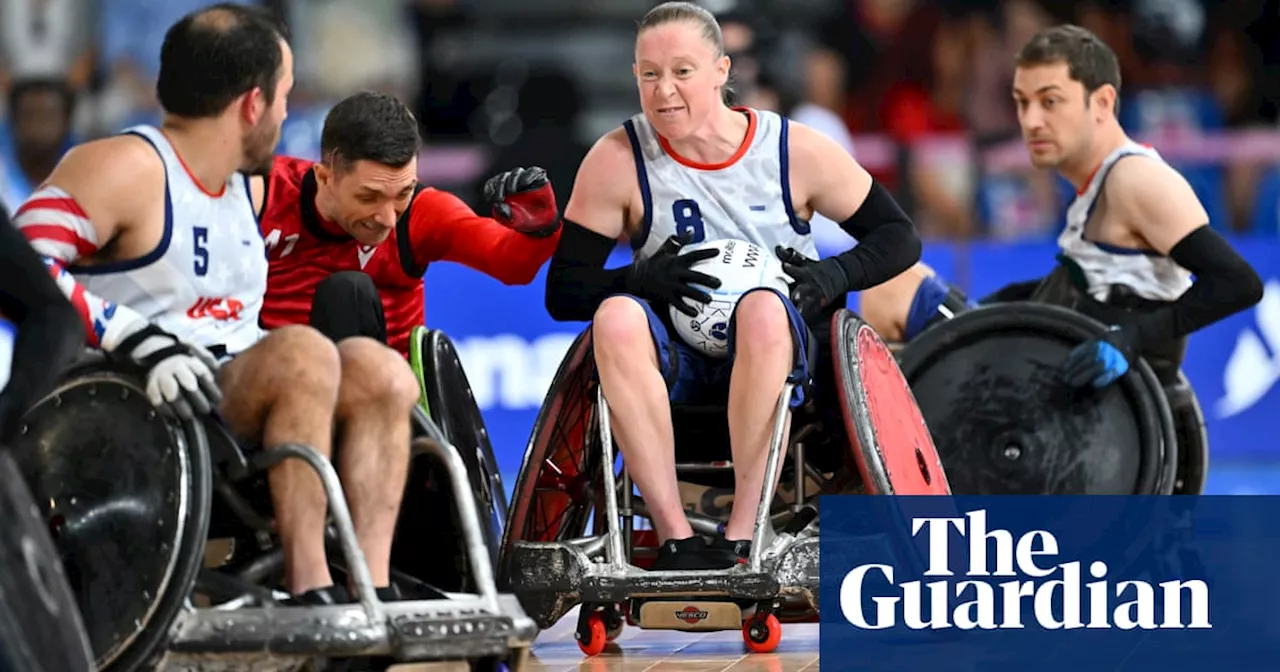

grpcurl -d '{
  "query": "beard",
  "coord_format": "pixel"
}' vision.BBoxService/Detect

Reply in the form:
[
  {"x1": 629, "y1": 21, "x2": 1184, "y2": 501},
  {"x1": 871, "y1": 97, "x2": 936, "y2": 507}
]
[{"x1": 240, "y1": 120, "x2": 280, "y2": 176}]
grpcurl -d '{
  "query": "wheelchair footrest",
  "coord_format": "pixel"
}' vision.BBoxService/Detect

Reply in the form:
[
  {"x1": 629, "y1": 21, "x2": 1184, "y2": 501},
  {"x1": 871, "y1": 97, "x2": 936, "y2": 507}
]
[
  {"x1": 509, "y1": 537, "x2": 821, "y2": 628},
  {"x1": 160, "y1": 594, "x2": 536, "y2": 667}
]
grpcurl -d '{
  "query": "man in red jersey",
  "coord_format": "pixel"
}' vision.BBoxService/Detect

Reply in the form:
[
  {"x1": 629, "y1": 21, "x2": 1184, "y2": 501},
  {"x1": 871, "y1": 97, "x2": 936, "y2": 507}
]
[{"x1": 254, "y1": 91, "x2": 560, "y2": 356}]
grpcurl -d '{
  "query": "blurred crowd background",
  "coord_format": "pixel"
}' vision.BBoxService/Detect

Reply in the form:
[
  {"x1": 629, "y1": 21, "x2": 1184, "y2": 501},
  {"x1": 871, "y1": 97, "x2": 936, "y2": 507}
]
[
  {"x1": 3, "y1": 0, "x2": 1279, "y2": 492},
  {"x1": 8, "y1": 0, "x2": 1280, "y2": 238}
]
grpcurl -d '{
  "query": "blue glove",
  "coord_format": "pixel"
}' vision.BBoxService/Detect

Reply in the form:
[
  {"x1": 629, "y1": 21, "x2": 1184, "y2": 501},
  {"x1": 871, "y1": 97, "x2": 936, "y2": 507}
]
[{"x1": 1059, "y1": 325, "x2": 1139, "y2": 389}]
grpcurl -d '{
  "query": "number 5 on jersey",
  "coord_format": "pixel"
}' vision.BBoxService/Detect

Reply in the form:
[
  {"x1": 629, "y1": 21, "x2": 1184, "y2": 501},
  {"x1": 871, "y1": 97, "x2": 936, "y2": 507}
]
[
  {"x1": 193, "y1": 226, "x2": 209, "y2": 276},
  {"x1": 673, "y1": 198, "x2": 705, "y2": 244}
]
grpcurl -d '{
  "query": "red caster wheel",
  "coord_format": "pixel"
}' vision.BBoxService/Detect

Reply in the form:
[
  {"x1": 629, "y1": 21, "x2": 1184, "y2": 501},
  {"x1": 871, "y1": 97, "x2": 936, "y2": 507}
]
[
  {"x1": 576, "y1": 612, "x2": 608, "y2": 657},
  {"x1": 743, "y1": 613, "x2": 782, "y2": 653}
]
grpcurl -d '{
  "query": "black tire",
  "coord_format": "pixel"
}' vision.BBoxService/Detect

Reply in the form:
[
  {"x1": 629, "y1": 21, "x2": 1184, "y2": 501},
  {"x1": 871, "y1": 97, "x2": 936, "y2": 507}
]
[
  {"x1": 897, "y1": 302, "x2": 1178, "y2": 495},
  {"x1": 7, "y1": 361, "x2": 212, "y2": 672},
  {"x1": 0, "y1": 451, "x2": 94, "y2": 672}
]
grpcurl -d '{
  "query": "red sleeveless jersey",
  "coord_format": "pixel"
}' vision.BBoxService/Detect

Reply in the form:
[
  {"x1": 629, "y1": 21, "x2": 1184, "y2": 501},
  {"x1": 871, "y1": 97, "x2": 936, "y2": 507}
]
[{"x1": 258, "y1": 156, "x2": 558, "y2": 356}]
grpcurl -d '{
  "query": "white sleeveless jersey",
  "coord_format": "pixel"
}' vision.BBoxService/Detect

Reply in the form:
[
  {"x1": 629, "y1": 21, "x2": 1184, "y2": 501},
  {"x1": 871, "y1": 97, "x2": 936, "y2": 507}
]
[
  {"x1": 1059, "y1": 141, "x2": 1193, "y2": 302},
  {"x1": 624, "y1": 108, "x2": 818, "y2": 263},
  {"x1": 72, "y1": 125, "x2": 267, "y2": 356}
]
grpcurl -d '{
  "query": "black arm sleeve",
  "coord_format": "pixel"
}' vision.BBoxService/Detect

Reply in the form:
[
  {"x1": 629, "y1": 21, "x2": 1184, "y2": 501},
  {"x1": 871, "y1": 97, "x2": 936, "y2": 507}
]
[
  {"x1": 545, "y1": 219, "x2": 632, "y2": 322},
  {"x1": 829, "y1": 180, "x2": 923, "y2": 292},
  {"x1": 1129, "y1": 225, "x2": 1264, "y2": 350},
  {"x1": 0, "y1": 209, "x2": 85, "y2": 441}
]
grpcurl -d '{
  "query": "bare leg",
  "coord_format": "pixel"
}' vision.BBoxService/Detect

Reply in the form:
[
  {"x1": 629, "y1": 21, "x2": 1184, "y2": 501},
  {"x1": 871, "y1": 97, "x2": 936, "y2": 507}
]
[
  {"x1": 592, "y1": 297, "x2": 691, "y2": 542},
  {"x1": 724, "y1": 291, "x2": 795, "y2": 542},
  {"x1": 218, "y1": 325, "x2": 342, "y2": 595},
  {"x1": 858, "y1": 262, "x2": 934, "y2": 343},
  {"x1": 333, "y1": 337, "x2": 418, "y2": 588}
]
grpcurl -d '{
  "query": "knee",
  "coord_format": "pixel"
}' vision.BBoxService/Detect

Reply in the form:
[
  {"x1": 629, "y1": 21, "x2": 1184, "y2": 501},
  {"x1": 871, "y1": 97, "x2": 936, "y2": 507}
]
[
  {"x1": 859, "y1": 263, "x2": 932, "y2": 342},
  {"x1": 257, "y1": 325, "x2": 342, "y2": 399},
  {"x1": 311, "y1": 271, "x2": 387, "y2": 343},
  {"x1": 592, "y1": 296, "x2": 654, "y2": 359},
  {"x1": 337, "y1": 337, "x2": 421, "y2": 415},
  {"x1": 733, "y1": 290, "x2": 792, "y2": 354}
]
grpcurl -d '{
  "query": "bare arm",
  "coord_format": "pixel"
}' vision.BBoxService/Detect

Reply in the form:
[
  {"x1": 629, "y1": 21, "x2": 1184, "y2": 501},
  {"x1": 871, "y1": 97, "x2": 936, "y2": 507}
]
[
  {"x1": 787, "y1": 121, "x2": 921, "y2": 293},
  {"x1": 545, "y1": 130, "x2": 640, "y2": 321},
  {"x1": 560, "y1": 129, "x2": 635, "y2": 240},
  {"x1": 12, "y1": 136, "x2": 165, "y2": 350},
  {"x1": 1101, "y1": 156, "x2": 1262, "y2": 348},
  {"x1": 1106, "y1": 156, "x2": 1208, "y2": 255},
  {"x1": 791, "y1": 121, "x2": 872, "y2": 224}
]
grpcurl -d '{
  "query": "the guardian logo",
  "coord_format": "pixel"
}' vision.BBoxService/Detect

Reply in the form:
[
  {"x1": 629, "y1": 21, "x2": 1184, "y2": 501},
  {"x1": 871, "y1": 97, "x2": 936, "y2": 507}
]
[{"x1": 840, "y1": 510, "x2": 1211, "y2": 631}]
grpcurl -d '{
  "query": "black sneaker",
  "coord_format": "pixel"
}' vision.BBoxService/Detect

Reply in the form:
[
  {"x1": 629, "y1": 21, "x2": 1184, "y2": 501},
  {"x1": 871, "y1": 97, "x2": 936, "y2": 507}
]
[
  {"x1": 285, "y1": 584, "x2": 352, "y2": 606},
  {"x1": 651, "y1": 536, "x2": 738, "y2": 571},
  {"x1": 711, "y1": 536, "x2": 752, "y2": 564}
]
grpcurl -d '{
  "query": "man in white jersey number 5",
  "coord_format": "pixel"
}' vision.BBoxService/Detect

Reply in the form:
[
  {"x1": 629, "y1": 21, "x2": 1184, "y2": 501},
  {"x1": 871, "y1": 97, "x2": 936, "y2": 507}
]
[
  {"x1": 14, "y1": 4, "x2": 420, "y2": 607},
  {"x1": 860, "y1": 24, "x2": 1262, "y2": 390},
  {"x1": 544, "y1": 2, "x2": 922, "y2": 570}
]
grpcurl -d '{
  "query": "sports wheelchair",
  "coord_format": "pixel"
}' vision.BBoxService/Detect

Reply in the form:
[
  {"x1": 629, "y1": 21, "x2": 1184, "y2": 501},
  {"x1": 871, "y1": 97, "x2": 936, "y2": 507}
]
[
  {"x1": 499, "y1": 308, "x2": 950, "y2": 657},
  {"x1": 5, "y1": 329, "x2": 535, "y2": 672},
  {"x1": 896, "y1": 301, "x2": 1210, "y2": 496}
]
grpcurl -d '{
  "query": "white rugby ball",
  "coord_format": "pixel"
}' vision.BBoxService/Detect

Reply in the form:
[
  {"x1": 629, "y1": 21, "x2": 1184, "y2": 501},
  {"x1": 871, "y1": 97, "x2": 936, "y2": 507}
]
[{"x1": 669, "y1": 238, "x2": 792, "y2": 359}]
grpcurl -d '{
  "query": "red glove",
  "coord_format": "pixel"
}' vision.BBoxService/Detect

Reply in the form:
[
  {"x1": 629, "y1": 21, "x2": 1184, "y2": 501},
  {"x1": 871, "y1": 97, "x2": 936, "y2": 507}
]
[{"x1": 482, "y1": 166, "x2": 560, "y2": 237}]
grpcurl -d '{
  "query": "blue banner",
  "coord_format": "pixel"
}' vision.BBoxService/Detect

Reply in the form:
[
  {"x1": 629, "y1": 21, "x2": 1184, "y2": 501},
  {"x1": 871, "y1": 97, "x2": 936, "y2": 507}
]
[
  {"x1": 422, "y1": 237, "x2": 1280, "y2": 492},
  {"x1": 819, "y1": 495, "x2": 1280, "y2": 670}
]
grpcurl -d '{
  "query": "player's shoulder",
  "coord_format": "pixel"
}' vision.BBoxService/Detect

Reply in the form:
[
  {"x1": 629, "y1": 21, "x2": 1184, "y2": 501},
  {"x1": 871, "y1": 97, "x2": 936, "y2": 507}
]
[
  {"x1": 1104, "y1": 147, "x2": 1205, "y2": 222},
  {"x1": 782, "y1": 117, "x2": 847, "y2": 162},
  {"x1": 1105, "y1": 150, "x2": 1191, "y2": 201},
  {"x1": 51, "y1": 134, "x2": 165, "y2": 189},
  {"x1": 575, "y1": 127, "x2": 637, "y2": 195},
  {"x1": 37, "y1": 134, "x2": 165, "y2": 223}
]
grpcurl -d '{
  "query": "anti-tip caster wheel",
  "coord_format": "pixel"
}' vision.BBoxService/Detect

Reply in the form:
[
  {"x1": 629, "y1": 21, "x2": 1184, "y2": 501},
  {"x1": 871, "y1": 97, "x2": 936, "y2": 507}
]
[{"x1": 743, "y1": 612, "x2": 782, "y2": 654}]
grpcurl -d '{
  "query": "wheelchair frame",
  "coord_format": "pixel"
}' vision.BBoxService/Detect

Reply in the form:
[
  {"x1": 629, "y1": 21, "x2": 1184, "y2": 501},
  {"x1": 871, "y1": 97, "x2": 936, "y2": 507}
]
[
  {"x1": 12, "y1": 341, "x2": 537, "y2": 672},
  {"x1": 501, "y1": 308, "x2": 944, "y2": 656}
]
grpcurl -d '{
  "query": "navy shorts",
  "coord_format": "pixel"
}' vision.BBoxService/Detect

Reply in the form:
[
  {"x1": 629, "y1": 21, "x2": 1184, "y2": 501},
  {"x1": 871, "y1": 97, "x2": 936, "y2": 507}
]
[{"x1": 598, "y1": 289, "x2": 813, "y2": 409}]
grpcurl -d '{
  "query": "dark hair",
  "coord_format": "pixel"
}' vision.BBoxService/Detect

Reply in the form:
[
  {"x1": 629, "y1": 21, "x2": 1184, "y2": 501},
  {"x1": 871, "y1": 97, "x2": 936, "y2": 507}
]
[
  {"x1": 1016, "y1": 24, "x2": 1123, "y2": 104},
  {"x1": 8, "y1": 77, "x2": 75, "y2": 122},
  {"x1": 638, "y1": 1, "x2": 734, "y2": 104},
  {"x1": 320, "y1": 92, "x2": 421, "y2": 171},
  {"x1": 156, "y1": 2, "x2": 289, "y2": 118}
]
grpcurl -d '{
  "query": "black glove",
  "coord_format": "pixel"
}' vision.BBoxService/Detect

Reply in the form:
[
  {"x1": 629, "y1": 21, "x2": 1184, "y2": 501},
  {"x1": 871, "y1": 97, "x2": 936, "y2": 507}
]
[
  {"x1": 1058, "y1": 324, "x2": 1140, "y2": 390},
  {"x1": 625, "y1": 233, "x2": 722, "y2": 317},
  {"x1": 775, "y1": 246, "x2": 850, "y2": 322},
  {"x1": 482, "y1": 166, "x2": 559, "y2": 236}
]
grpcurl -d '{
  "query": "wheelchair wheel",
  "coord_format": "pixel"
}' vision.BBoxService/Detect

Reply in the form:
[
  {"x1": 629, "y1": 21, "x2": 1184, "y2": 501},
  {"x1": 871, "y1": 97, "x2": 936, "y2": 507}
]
[
  {"x1": 1165, "y1": 370, "x2": 1209, "y2": 495},
  {"x1": 0, "y1": 451, "x2": 94, "y2": 672},
  {"x1": 500, "y1": 328, "x2": 601, "y2": 576},
  {"x1": 394, "y1": 328, "x2": 509, "y2": 592},
  {"x1": 897, "y1": 302, "x2": 1179, "y2": 495},
  {"x1": 7, "y1": 359, "x2": 213, "y2": 672},
  {"x1": 831, "y1": 309, "x2": 950, "y2": 495}
]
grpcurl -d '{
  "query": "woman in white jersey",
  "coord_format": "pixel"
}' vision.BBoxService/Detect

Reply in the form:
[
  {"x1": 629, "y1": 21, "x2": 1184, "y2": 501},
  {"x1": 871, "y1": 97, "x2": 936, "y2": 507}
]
[{"x1": 545, "y1": 1, "x2": 922, "y2": 570}]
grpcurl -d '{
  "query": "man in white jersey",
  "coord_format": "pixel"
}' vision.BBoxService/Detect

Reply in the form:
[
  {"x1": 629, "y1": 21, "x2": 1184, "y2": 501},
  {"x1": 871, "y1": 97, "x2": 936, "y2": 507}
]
[
  {"x1": 861, "y1": 24, "x2": 1262, "y2": 389},
  {"x1": 545, "y1": 2, "x2": 921, "y2": 570},
  {"x1": 13, "y1": 4, "x2": 420, "y2": 607}
]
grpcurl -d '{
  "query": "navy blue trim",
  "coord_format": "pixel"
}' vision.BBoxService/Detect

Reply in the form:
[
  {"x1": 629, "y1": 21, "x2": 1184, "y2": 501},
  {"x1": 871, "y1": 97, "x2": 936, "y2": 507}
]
[
  {"x1": 1079, "y1": 151, "x2": 1159, "y2": 257},
  {"x1": 69, "y1": 130, "x2": 174, "y2": 275},
  {"x1": 241, "y1": 174, "x2": 259, "y2": 224},
  {"x1": 623, "y1": 119, "x2": 654, "y2": 251},
  {"x1": 778, "y1": 116, "x2": 809, "y2": 235}
]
